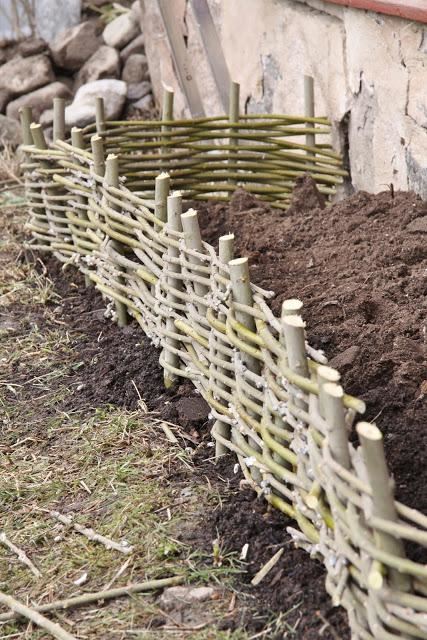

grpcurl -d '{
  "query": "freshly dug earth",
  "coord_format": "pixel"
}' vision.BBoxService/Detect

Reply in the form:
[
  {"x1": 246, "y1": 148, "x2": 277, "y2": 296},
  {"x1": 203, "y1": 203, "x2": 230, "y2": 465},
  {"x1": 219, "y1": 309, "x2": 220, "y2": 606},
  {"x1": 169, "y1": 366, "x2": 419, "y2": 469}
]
[
  {"x1": 196, "y1": 179, "x2": 427, "y2": 519},
  {"x1": 28, "y1": 256, "x2": 349, "y2": 639}
]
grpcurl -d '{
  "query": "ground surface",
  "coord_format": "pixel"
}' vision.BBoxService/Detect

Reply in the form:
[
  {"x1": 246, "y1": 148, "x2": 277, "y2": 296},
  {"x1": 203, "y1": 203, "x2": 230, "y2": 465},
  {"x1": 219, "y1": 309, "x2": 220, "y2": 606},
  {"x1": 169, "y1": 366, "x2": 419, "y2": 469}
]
[
  {"x1": 0, "y1": 179, "x2": 346, "y2": 636},
  {"x1": 197, "y1": 179, "x2": 427, "y2": 525}
]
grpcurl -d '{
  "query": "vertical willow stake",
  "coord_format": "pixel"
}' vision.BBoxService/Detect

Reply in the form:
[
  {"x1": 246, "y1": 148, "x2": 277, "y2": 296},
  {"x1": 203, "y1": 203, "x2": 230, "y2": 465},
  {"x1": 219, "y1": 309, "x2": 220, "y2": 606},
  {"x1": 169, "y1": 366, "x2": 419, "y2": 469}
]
[
  {"x1": 30, "y1": 123, "x2": 47, "y2": 150},
  {"x1": 53, "y1": 97, "x2": 66, "y2": 142},
  {"x1": 181, "y1": 209, "x2": 208, "y2": 316},
  {"x1": 104, "y1": 154, "x2": 128, "y2": 327},
  {"x1": 91, "y1": 134, "x2": 105, "y2": 177},
  {"x1": 154, "y1": 172, "x2": 170, "y2": 228},
  {"x1": 322, "y1": 382, "x2": 350, "y2": 470},
  {"x1": 317, "y1": 364, "x2": 340, "y2": 418},
  {"x1": 161, "y1": 89, "x2": 174, "y2": 165},
  {"x1": 71, "y1": 127, "x2": 91, "y2": 286},
  {"x1": 228, "y1": 81, "x2": 240, "y2": 184},
  {"x1": 19, "y1": 107, "x2": 33, "y2": 145},
  {"x1": 282, "y1": 314, "x2": 309, "y2": 410},
  {"x1": 229, "y1": 257, "x2": 261, "y2": 481},
  {"x1": 71, "y1": 126, "x2": 84, "y2": 150},
  {"x1": 229, "y1": 257, "x2": 259, "y2": 374},
  {"x1": 304, "y1": 75, "x2": 315, "y2": 151},
  {"x1": 95, "y1": 97, "x2": 106, "y2": 134},
  {"x1": 356, "y1": 422, "x2": 411, "y2": 592},
  {"x1": 214, "y1": 234, "x2": 234, "y2": 459},
  {"x1": 163, "y1": 192, "x2": 183, "y2": 388},
  {"x1": 162, "y1": 89, "x2": 174, "y2": 123}
]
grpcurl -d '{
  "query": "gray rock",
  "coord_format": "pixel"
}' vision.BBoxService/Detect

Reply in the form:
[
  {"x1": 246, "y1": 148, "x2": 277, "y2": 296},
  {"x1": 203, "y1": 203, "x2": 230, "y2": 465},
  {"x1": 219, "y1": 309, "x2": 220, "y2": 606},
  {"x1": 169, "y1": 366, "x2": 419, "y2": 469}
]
[
  {"x1": 57, "y1": 76, "x2": 75, "y2": 91},
  {"x1": 75, "y1": 45, "x2": 120, "y2": 89},
  {"x1": 40, "y1": 109, "x2": 54, "y2": 127},
  {"x1": 103, "y1": 12, "x2": 139, "y2": 49},
  {"x1": 6, "y1": 82, "x2": 71, "y2": 121},
  {"x1": 131, "y1": 93, "x2": 154, "y2": 112},
  {"x1": 18, "y1": 38, "x2": 48, "y2": 57},
  {"x1": 159, "y1": 586, "x2": 215, "y2": 612},
  {"x1": 405, "y1": 217, "x2": 427, "y2": 234},
  {"x1": 0, "y1": 89, "x2": 11, "y2": 114},
  {"x1": 127, "y1": 81, "x2": 151, "y2": 101},
  {"x1": 131, "y1": 0, "x2": 142, "y2": 24},
  {"x1": 35, "y1": 0, "x2": 81, "y2": 44},
  {"x1": 0, "y1": 54, "x2": 54, "y2": 96},
  {"x1": 51, "y1": 20, "x2": 102, "y2": 70},
  {"x1": 120, "y1": 33, "x2": 145, "y2": 62},
  {"x1": 65, "y1": 79, "x2": 127, "y2": 127},
  {"x1": 0, "y1": 114, "x2": 22, "y2": 146},
  {"x1": 122, "y1": 53, "x2": 148, "y2": 84}
]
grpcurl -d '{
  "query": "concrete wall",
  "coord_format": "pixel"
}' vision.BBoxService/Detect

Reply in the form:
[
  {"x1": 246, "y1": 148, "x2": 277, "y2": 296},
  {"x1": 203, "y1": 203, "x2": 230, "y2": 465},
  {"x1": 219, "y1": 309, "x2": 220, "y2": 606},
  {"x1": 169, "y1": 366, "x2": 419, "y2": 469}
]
[{"x1": 141, "y1": 0, "x2": 427, "y2": 197}]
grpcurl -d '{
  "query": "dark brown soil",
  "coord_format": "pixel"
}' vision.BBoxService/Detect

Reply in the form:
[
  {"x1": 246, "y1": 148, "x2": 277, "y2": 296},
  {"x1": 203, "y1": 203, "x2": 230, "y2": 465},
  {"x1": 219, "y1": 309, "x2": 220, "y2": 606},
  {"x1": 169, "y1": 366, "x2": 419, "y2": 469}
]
[
  {"x1": 179, "y1": 455, "x2": 349, "y2": 639},
  {"x1": 29, "y1": 256, "x2": 211, "y2": 434},
  {"x1": 196, "y1": 178, "x2": 427, "y2": 518}
]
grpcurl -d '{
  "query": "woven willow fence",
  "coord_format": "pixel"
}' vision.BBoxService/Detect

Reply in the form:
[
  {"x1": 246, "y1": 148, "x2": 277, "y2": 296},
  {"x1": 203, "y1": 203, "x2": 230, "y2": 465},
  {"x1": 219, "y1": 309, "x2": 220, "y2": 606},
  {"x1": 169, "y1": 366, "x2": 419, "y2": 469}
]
[{"x1": 19, "y1": 85, "x2": 427, "y2": 639}]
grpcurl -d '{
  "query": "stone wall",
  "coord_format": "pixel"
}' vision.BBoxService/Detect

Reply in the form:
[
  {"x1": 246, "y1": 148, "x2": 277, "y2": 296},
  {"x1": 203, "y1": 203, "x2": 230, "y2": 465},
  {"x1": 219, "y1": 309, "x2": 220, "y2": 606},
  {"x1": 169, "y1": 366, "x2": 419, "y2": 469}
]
[
  {"x1": 0, "y1": 2, "x2": 155, "y2": 147},
  {"x1": 0, "y1": 0, "x2": 81, "y2": 44},
  {"x1": 141, "y1": 0, "x2": 427, "y2": 196}
]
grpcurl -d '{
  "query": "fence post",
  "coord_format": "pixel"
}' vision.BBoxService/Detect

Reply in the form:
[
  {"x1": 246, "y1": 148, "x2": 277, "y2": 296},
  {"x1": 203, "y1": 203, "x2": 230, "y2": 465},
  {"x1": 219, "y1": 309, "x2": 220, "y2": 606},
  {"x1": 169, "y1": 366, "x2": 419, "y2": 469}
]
[
  {"x1": 282, "y1": 313, "x2": 309, "y2": 410},
  {"x1": 154, "y1": 172, "x2": 170, "y2": 228},
  {"x1": 356, "y1": 421, "x2": 411, "y2": 592},
  {"x1": 91, "y1": 134, "x2": 105, "y2": 177},
  {"x1": 162, "y1": 89, "x2": 174, "y2": 123},
  {"x1": 95, "y1": 97, "x2": 106, "y2": 134},
  {"x1": 104, "y1": 154, "x2": 128, "y2": 327},
  {"x1": 71, "y1": 126, "x2": 84, "y2": 150},
  {"x1": 214, "y1": 233, "x2": 234, "y2": 459},
  {"x1": 181, "y1": 208, "x2": 208, "y2": 316},
  {"x1": 70, "y1": 126, "x2": 92, "y2": 287},
  {"x1": 161, "y1": 89, "x2": 174, "y2": 167},
  {"x1": 30, "y1": 123, "x2": 48, "y2": 150},
  {"x1": 228, "y1": 81, "x2": 239, "y2": 185},
  {"x1": 229, "y1": 256, "x2": 261, "y2": 481},
  {"x1": 304, "y1": 75, "x2": 315, "y2": 150},
  {"x1": 19, "y1": 107, "x2": 33, "y2": 145},
  {"x1": 53, "y1": 97, "x2": 66, "y2": 142},
  {"x1": 317, "y1": 364, "x2": 340, "y2": 419},
  {"x1": 322, "y1": 382, "x2": 350, "y2": 470},
  {"x1": 281, "y1": 311, "x2": 313, "y2": 497},
  {"x1": 163, "y1": 192, "x2": 183, "y2": 388}
]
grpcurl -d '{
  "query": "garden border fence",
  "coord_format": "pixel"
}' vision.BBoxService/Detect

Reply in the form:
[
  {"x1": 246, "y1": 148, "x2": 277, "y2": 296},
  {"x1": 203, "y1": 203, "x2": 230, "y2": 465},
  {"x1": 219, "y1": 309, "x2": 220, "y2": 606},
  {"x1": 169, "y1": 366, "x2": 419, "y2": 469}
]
[{"x1": 19, "y1": 82, "x2": 427, "y2": 639}]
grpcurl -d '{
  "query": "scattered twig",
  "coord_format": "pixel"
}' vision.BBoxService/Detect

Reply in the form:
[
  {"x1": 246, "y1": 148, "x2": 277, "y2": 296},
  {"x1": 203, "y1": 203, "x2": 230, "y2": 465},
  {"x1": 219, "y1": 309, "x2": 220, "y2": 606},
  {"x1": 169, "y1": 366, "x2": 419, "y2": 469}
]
[
  {"x1": 0, "y1": 532, "x2": 41, "y2": 578},
  {"x1": 161, "y1": 422, "x2": 179, "y2": 444},
  {"x1": 316, "y1": 610, "x2": 341, "y2": 640},
  {"x1": 0, "y1": 591, "x2": 76, "y2": 640},
  {"x1": 46, "y1": 510, "x2": 133, "y2": 554},
  {"x1": 251, "y1": 548, "x2": 284, "y2": 586},
  {"x1": 102, "y1": 557, "x2": 132, "y2": 591},
  {"x1": 0, "y1": 576, "x2": 184, "y2": 623}
]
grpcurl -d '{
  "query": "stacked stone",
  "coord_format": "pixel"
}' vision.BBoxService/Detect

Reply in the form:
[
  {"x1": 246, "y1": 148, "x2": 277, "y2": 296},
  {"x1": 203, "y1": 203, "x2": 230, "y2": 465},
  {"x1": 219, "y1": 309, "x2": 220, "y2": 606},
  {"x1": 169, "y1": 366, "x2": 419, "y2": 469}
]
[{"x1": 0, "y1": 1, "x2": 153, "y2": 146}]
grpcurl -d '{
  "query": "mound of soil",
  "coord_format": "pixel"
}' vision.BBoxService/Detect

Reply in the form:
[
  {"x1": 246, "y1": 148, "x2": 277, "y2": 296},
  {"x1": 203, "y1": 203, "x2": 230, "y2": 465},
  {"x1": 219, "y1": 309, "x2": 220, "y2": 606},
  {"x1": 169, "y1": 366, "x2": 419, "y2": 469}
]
[{"x1": 196, "y1": 178, "x2": 427, "y2": 516}]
